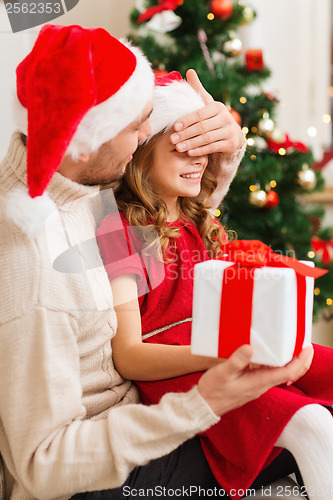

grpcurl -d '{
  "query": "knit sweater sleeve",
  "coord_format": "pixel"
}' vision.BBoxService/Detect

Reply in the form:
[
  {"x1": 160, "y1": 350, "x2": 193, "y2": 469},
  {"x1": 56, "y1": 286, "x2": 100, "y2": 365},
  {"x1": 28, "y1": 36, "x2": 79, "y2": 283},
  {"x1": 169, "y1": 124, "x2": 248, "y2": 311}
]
[
  {"x1": 0, "y1": 307, "x2": 219, "y2": 500},
  {"x1": 207, "y1": 137, "x2": 246, "y2": 210}
]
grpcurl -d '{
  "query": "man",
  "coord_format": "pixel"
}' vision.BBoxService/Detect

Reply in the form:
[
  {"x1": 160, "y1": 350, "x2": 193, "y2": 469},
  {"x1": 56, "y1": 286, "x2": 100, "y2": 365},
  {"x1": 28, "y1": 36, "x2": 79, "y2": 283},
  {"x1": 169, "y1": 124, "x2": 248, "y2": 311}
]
[{"x1": 0, "y1": 24, "x2": 312, "y2": 500}]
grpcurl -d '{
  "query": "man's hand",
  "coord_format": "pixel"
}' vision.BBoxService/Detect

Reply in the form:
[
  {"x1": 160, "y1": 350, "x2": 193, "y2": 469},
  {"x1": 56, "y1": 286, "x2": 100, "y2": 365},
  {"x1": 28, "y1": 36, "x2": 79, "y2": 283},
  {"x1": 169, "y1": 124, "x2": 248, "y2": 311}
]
[
  {"x1": 198, "y1": 344, "x2": 314, "y2": 417},
  {"x1": 170, "y1": 69, "x2": 245, "y2": 157}
]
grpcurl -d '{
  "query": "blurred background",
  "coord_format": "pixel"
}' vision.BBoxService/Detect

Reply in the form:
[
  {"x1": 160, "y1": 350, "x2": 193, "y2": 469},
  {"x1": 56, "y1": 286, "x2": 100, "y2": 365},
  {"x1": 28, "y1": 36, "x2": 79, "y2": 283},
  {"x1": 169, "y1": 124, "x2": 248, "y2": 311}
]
[{"x1": 0, "y1": 0, "x2": 332, "y2": 345}]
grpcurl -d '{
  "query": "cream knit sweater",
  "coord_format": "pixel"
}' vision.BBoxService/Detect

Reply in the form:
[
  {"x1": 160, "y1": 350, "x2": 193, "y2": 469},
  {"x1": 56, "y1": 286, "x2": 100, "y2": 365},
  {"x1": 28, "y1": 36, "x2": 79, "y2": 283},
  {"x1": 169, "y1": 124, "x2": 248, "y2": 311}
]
[{"x1": 0, "y1": 131, "x2": 243, "y2": 500}]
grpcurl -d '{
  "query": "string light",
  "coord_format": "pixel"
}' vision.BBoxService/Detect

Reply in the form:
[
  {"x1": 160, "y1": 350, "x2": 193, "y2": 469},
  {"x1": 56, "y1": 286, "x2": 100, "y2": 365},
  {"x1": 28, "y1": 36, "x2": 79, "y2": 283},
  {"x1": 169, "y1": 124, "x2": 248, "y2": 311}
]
[
  {"x1": 207, "y1": 12, "x2": 214, "y2": 20},
  {"x1": 326, "y1": 298, "x2": 333, "y2": 306},
  {"x1": 278, "y1": 148, "x2": 286, "y2": 156},
  {"x1": 314, "y1": 287, "x2": 320, "y2": 296},
  {"x1": 323, "y1": 114, "x2": 331, "y2": 124},
  {"x1": 308, "y1": 250, "x2": 315, "y2": 258},
  {"x1": 250, "y1": 155, "x2": 257, "y2": 160},
  {"x1": 249, "y1": 185, "x2": 257, "y2": 192},
  {"x1": 270, "y1": 180, "x2": 277, "y2": 188},
  {"x1": 214, "y1": 209, "x2": 221, "y2": 217},
  {"x1": 307, "y1": 126, "x2": 317, "y2": 137},
  {"x1": 239, "y1": 96, "x2": 247, "y2": 104},
  {"x1": 247, "y1": 138, "x2": 255, "y2": 146},
  {"x1": 242, "y1": 126, "x2": 249, "y2": 135},
  {"x1": 251, "y1": 126, "x2": 257, "y2": 133}
]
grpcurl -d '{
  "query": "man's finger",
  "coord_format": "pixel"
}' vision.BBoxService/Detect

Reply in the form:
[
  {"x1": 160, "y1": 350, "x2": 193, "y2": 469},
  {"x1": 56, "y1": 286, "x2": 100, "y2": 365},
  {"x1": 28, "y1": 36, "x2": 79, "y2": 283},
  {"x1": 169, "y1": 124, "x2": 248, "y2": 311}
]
[
  {"x1": 186, "y1": 69, "x2": 214, "y2": 105},
  {"x1": 170, "y1": 114, "x2": 225, "y2": 144},
  {"x1": 172, "y1": 101, "x2": 225, "y2": 133},
  {"x1": 222, "y1": 345, "x2": 253, "y2": 377},
  {"x1": 284, "y1": 345, "x2": 314, "y2": 381},
  {"x1": 255, "y1": 345, "x2": 314, "y2": 390}
]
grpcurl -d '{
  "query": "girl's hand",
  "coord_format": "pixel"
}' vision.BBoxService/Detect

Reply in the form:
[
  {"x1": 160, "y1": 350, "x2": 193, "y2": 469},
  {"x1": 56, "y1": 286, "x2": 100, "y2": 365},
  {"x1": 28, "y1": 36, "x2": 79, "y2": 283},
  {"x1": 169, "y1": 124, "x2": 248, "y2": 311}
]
[{"x1": 170, "y1": 69, "x2": 245, "y2": 157}]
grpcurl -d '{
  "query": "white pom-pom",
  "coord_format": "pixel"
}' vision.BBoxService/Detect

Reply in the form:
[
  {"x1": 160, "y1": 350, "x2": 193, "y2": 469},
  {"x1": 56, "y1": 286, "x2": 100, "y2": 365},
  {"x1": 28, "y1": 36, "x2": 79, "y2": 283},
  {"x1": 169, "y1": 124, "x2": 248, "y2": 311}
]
[
  {"x1": 146, "y1": 11, "x2": 182, "y2": 33},
  {"x1": 5, "y1": 188, "x2": 57, "y2": 238}
]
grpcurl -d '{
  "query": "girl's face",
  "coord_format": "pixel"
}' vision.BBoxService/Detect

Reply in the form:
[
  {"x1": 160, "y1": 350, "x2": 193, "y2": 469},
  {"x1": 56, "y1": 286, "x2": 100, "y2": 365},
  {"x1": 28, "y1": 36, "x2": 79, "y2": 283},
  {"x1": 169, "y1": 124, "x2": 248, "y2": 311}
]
[{"x1": 148, "y1": 131, "x2": 208, "y2": 218}]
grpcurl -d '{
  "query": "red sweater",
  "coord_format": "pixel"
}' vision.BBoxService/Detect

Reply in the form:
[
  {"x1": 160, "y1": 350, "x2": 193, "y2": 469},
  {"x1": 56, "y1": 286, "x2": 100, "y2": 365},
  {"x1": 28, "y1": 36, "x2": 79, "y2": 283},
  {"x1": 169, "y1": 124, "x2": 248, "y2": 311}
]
[{"x1": 97, "y1": 212, "x2": 209, "y2": 341}]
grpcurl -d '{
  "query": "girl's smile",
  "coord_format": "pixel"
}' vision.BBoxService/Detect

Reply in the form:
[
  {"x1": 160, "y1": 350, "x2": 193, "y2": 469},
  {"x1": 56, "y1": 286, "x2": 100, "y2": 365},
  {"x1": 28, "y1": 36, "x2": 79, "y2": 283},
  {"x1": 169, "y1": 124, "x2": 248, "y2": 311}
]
[{"x1": 179, "y1": 171, "x2": 203, "y2": 181}]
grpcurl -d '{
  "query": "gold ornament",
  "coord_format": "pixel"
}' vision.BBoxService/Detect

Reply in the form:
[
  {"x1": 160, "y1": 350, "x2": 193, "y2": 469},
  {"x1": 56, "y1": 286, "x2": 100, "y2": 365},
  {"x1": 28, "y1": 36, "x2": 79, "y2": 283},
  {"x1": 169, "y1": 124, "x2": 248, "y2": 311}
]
[
  {"x1": 241, "y1": 6, "x2": 255, "y2": 25},
  {"x1": 270, "y1": 126, "x2": 285, "y2": 143},
  {"x1": 223, "y1": 38, "x2": 242, "y2": 56},
  {"x1": 297, "y1": 165, "x2": 317, "y2": 190},
  {"x1": 249, "y1": 189, "x2": 267, "y2": 207}
]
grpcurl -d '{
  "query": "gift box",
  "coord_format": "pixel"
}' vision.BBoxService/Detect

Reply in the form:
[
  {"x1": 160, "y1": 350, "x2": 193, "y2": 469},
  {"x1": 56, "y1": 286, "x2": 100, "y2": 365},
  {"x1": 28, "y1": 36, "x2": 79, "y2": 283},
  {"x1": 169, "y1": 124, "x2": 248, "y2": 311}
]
[
  {"x1": 245, "y1": 49, "x2": 264, "y2": 71},
  {"x1": 191, "y1": 240, "x2": 327, "y2": 366}
]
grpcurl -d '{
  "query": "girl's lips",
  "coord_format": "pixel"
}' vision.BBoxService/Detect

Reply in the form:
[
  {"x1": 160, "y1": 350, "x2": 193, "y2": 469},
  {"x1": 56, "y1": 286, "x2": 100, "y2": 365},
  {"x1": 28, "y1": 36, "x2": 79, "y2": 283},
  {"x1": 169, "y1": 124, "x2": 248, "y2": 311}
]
[{"x1": 180, "y1": 171, "x2": 202, "y2": 182}]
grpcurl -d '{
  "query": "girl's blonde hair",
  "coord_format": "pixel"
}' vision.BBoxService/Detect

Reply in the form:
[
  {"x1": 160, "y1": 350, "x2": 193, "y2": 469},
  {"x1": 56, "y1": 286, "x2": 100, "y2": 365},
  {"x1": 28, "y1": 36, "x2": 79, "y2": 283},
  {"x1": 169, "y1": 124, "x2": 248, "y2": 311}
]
[{"x1": 112, "y1": 132, "x2": 230, "y2": 260}]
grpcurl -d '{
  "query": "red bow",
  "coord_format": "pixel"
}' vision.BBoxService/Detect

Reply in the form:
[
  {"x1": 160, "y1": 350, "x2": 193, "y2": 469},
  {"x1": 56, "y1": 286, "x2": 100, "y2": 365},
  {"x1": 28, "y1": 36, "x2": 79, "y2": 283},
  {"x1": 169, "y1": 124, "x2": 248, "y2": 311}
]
[
  {"x1": 311, "y1": 236, "x2": 333, "y2": 266},
  {"x1": 218, "y1": 240, "x2": 326, "y2": 361},
  {"x1": 267, "y1": 134, "x2": 309, "y2": 154},
  {"x1": 137, "y1": 0, "x2": 181, "y2": 23},
  {"x1": 219, "y1": 239, "x2": 327, "y2": 278}
]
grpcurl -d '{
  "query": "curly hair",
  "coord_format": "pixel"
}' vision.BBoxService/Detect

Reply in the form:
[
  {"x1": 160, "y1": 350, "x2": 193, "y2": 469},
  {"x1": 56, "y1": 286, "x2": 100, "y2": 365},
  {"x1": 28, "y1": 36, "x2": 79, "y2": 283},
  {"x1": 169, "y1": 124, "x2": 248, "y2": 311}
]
[{"x1": 111, "y1": 132, "x2": 231, "y2": 261}]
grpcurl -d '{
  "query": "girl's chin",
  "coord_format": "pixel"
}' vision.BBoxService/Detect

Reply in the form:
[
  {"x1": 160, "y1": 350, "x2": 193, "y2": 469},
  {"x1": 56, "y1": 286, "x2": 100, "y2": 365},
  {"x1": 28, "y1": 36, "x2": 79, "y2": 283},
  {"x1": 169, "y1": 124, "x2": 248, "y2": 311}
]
[{"x1": 178, "y1": 189, "x2": 201, "y2": 198}]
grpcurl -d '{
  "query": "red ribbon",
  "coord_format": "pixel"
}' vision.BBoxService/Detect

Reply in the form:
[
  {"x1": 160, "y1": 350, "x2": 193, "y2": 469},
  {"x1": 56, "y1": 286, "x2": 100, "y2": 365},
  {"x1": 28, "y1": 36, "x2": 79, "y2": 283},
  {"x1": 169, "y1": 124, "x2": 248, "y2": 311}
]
[
  {"x1": 217, "y1": 240, "x2": 327, "y2": 360},
  {"x1": 137, "y1": 0, "x2": 180, "y2": 23},
  {"x1": 311, "y1": 236, "x2": 333, "y2": 266},
  {"x1": 267, "y1": 133, "x2": 309, "y2": 154}
]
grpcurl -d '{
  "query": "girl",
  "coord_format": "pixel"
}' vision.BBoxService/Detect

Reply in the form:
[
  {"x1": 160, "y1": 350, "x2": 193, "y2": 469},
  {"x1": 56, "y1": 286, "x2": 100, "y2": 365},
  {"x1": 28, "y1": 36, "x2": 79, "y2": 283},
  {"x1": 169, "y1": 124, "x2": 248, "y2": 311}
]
[{"x1": 97, "y1": 72, "x2": 333, "y2": 500}]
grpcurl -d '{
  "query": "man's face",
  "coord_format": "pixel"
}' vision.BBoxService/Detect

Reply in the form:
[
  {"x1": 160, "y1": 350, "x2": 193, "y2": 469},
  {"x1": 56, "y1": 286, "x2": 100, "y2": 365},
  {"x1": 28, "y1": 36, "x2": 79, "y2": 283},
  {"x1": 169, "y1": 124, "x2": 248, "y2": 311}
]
[{"x1": 77, "y1": 102, "x2": 153, "y2": 186}]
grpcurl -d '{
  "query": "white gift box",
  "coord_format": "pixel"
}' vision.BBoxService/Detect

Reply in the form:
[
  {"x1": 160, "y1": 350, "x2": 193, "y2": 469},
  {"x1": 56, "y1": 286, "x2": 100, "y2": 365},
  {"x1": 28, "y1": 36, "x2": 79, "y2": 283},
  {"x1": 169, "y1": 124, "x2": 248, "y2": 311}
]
[{"x1": 191, "y1": 259, "x2": 315, "y2": 366}]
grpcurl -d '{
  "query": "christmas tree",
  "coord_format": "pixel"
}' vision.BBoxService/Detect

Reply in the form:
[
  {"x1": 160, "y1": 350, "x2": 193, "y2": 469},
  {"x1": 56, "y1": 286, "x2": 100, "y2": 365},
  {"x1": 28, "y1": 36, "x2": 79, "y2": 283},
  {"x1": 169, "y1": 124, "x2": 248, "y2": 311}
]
[{"x1": 128, "y1": 0, "x2": 333, "y2": 317}]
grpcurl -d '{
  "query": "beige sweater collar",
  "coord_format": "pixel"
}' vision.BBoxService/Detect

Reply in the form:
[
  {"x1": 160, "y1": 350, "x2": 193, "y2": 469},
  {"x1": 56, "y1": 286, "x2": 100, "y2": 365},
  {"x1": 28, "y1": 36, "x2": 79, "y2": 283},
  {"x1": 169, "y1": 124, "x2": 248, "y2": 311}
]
[{"x1": 3, "y1": 131, "x2": 100, "y2": 208}]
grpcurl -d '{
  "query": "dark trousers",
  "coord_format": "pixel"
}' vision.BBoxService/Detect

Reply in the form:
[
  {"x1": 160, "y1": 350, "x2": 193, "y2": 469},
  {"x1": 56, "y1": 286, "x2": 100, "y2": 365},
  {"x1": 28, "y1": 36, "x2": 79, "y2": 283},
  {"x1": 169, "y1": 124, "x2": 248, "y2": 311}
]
[{"x1": 72, "y1": 437, "x2": 303, "y2": 499}]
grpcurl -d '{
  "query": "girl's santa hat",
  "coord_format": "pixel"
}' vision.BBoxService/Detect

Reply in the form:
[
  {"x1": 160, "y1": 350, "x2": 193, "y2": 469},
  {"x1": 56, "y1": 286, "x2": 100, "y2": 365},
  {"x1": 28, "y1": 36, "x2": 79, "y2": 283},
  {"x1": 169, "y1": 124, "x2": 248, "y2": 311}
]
[
  {"x1": 146, "y1": 71, "x2": 206, "y2": 139},
  {"x1": 145, "y1": 71, "x2": 234, "y2": 210},
  {"x1": 8, "y1": 24, "x2": 154, "y2": 236}
]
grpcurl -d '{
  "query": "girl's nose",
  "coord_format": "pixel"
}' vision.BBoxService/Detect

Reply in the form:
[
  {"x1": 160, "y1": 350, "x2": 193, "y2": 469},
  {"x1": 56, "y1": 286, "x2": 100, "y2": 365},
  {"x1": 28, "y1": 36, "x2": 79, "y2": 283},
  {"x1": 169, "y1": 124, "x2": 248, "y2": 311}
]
[{"x1": 192, "y1": 155, "x2": 208, "y2": 168}]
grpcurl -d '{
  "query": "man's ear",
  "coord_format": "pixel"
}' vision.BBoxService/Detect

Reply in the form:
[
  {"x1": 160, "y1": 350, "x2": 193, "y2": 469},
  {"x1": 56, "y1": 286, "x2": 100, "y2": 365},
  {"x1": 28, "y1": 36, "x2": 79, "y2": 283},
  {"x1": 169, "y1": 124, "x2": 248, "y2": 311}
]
[{"x1": 79, "y1": 152, "x2": 91, "y2": 162}]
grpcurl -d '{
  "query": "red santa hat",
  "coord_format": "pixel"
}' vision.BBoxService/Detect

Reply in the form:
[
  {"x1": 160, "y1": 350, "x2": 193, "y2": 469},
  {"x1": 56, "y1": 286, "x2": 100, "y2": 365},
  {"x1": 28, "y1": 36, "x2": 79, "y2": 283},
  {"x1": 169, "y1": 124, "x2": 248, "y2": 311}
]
[
  {"x1": 14, "y1": 24, "x2": 154, "y2": 199},
  {"x1": 146, "y1": 71, "x2": 206, "y2": 139},
  {"x1": 7, "y1": 24, "x2": 154, "y2": 237}
]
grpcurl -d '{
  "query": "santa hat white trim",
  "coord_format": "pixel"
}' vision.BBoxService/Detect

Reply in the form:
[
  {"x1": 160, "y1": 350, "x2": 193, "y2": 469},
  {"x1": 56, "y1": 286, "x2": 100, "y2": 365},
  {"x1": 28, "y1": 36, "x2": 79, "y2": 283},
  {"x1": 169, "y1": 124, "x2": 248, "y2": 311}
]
[
  {"x1": 67, "y1": 43, "x2": 154, "y2": 159},
  {"x1": 13, "y1": 43, "x2": 154, "y2": 160},
  {"x1": 147, "y1": 79, "x2": 205, "y2": 140}
]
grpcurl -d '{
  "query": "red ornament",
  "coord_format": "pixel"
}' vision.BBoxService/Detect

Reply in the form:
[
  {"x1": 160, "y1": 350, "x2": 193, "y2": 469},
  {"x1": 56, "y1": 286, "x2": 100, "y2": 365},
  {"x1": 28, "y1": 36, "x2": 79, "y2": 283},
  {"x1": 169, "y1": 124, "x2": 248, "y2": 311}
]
[
  {"x1": 245, "y1": 49, "x2": 264, "y2": 71},
  {"x1": 229, "y1": 107, "x2": 242, "y2": 126},
  {"x1": 263, "y1": 91, "x2": 275, "y2": 101},
  {"x1": 265, "y1": 190, "x2": 280, "y2": 209},
  {"x1": 210, "y1": 0, "x2": 233, "y2": 20}
]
